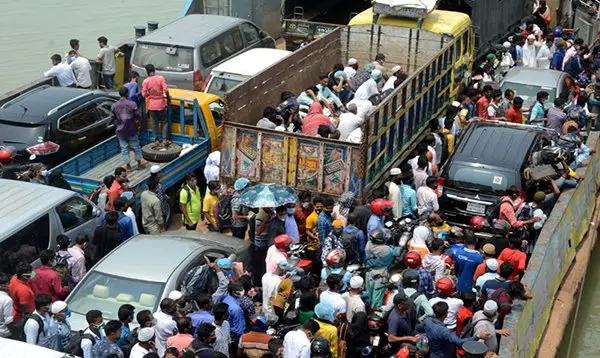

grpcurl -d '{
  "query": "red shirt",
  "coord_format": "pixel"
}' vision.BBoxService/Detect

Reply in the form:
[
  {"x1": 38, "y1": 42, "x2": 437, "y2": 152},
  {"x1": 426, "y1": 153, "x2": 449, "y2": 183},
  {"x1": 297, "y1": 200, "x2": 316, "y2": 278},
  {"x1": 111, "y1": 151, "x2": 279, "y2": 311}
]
[
  {"x1": 9, "y1": 276, "x2": 35, "y2": 322},
  {"x1": 28, "y1": 265, "x2": 69, "y2": 302},
  {"x1": 497, "y1": 248, "x2": 527, "y2": 280},
  {"x1": 455, "y1": 306, "x2": 474, "y2": 355},
  {"x1": 107, "y1": 180, "x2": 124, "y2": 211},
  {"x1": 476, "y1": 96, "x2": 490, "y2": 119},
  {"x1": 142, "y1": 75, "x2": 168, "y2": 111},
  {"x1": 507, "y1": 106, "x2": 523, "y2": 124},
  {"x1": 473, "y1": 259, "x2": 503, "y2": 282}
]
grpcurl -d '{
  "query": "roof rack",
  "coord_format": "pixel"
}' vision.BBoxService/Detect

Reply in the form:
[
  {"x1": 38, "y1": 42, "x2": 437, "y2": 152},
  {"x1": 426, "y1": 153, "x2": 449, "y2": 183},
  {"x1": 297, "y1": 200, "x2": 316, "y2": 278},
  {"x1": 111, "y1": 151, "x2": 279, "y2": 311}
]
[{"x1": 46, "y1": 91, "x2": 96, "y2": 117}]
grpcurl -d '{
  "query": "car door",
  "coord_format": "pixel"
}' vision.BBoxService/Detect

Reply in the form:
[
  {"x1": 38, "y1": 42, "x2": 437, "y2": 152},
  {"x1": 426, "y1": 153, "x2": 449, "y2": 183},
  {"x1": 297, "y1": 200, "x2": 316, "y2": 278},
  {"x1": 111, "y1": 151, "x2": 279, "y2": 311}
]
[
  {"x1": 94, "y1": 98, "x2": 118, "y2": 139},
  {"x1": 55, "y1": 195, "x2": 100, "y2": 243},
  {"x1": 56, "y1": 103, "x2": 103, "y2": 156},
  {"x1": 240, "y1": 22, "x2": 266, "y2": 49}
]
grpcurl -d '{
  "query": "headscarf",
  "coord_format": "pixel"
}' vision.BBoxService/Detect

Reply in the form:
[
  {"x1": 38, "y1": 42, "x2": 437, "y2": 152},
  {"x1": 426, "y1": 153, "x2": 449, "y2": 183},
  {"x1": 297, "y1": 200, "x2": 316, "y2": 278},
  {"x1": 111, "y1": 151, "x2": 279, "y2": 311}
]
[
  {"x1": 338, "y1": 191, "x2": 356, "y2": 218},
  {"x1": 48, "y1": 170, "x2": 71, "y2": 191},
  {"x1": 204, "y1": 151, "x2": 220, "y2": 182},
  {"x1": 314, "y1": 303, "x2": 336, "y2": 323}
]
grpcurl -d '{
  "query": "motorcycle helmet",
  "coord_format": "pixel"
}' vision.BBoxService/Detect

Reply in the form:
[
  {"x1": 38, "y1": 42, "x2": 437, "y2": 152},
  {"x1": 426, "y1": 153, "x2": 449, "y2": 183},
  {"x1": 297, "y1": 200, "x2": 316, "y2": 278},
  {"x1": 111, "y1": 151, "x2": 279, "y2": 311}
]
[
  {"x1": 441, "y1": 254, "x2": 453, "y2": 269},
  {"x1": 370, "y1": 198, "x2": 394, "y2": 217},
  {"x1": 436, "y1": 277, "x2": 454, "y2": 296},
  {"x1": 0, "y1": 148, "x2": 13, "y2": 164},
  {"x1": 402, "y1": 269, "x2": 420, "y2": 288},
  {"x1": 404, "y1": 251, "x2": 422, "y2": 269},
  {"x1": 470, "y1": 216, "x2": 487, "y2": 231},
  {"x1": 369, "y1": 228, "x2": 386, "y2": 245},
  {"x1": 325, "y1": 249, "x2": 346, "y2": 268},
  {"x1": 553, "y1": 26, "x2": 563, "y2": 37},
  {"x1": 311, "y1": 336, "x2": 331, "y2": 356},
  {"x1": 274, "y1": 234, "x2": 292, "y2": 252}
]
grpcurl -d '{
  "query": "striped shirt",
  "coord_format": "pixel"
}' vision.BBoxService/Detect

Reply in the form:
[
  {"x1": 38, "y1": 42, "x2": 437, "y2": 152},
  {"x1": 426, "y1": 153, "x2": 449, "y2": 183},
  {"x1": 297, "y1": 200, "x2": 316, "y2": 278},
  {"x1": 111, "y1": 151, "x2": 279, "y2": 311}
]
[{"x1": 239, "y1": 331, "x2": 273, "y2": 358}]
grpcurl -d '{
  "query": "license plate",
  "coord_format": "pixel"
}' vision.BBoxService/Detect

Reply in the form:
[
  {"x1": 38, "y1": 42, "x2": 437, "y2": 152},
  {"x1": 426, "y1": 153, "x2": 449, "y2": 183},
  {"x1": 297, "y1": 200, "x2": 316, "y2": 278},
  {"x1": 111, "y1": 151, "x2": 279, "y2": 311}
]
[{"x1": 466, "y1": 202, "x2": 486, "y2": 214}]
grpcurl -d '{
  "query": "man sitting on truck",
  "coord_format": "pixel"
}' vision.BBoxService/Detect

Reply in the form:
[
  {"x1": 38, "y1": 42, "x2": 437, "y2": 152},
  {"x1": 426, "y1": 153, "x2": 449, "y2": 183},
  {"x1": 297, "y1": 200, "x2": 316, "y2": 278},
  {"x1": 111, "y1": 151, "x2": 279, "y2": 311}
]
[
  {"x1": 316, "y1": 75, "x2": 344, "y2": 113},
  {"x1": 354, "y1": 70, "x2": 383, "y2": 105}
]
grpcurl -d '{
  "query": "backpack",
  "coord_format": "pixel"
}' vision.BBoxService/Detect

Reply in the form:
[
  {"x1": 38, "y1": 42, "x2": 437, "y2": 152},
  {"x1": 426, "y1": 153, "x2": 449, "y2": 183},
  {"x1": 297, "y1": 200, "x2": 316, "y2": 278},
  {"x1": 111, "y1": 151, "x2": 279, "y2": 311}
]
[
  {"x1": 216, "y1": 193, "x2": 234, "y2": 230},
  {"x1": 174, "y1": 184, "x2": 192, "y2": 214},
  {"x1": 438, "y1": 130, "x2": 452, "y2": 164},
  {"x1": 318, "y1": 267, "x2": 348, "y2": 293},
  {"x1": 54, "y1": 251, "x2": 72, "y2": 287},
  {"x1": 485, "y1": 198, "x2": 512, "y2": 223},
  {"x1": 62, "y1": 330, "x2": 96, "y2": 356},
  {"x1": 13, "y1": 312, "x2": 44, "y2": 342},
  {"x1": 408, "y1": 290, "x2": 425, "y2": 318},
  {"x1": 87, "y1": 184, "x2": 106, "y2": 204},
  {"x1": 180, "y1": 264, "x2": 214, "y2": 299},
  {"x1": 340, "y1": 230, "x2": 358, "y2": 263},
  {"x1": 21, "y1": 313, "x2": 61, "y2": 350},
  {"x1": 489, "y1": 288, "x2": 512, "y2": 313},
  {"x1": 460, "y1": 316, "x2": 475, "y2": 339}
]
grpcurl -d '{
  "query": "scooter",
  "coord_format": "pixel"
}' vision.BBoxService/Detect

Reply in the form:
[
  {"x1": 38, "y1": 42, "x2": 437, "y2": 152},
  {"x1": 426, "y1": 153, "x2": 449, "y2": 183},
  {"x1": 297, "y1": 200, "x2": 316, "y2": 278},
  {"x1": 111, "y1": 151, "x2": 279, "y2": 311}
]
[{"x1": 287, "y1": 242, "x2": 318, "y2": 271}]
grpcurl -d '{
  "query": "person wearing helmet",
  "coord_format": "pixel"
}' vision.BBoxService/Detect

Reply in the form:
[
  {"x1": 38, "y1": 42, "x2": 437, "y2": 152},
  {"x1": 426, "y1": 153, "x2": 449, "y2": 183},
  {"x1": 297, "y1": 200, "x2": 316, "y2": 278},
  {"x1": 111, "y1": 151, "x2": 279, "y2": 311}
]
[
  {"x1": 364, "y1": 227, "x2": 401, "y2": 307},
  {"x1": 238, "y1": 314, "x2": 273, "y2": 358},
  {"x1": 469, "y1": 215, "x2": 487, "y2": 232},
  {"x1": 398, "y1": 269, "x2": 434, "y2": 323},
  {"x1": 266, "y1": 234, "x2": 291, "y2": 274},
  {"x1": 311, "y1": 336, "x2": 332, "y2": 358},
  {"x1": 403, "y1": 251, "x2": 435, "y2": 298},
  {"x1": 428, "y1": 278, "x2": 464, "y2": 330},
  {"x1": 367, "y1": 198, "x2": 394, "y2": 236},
  {"x1": 321, "y1": 248, "x2": 352, "y2": 292}
]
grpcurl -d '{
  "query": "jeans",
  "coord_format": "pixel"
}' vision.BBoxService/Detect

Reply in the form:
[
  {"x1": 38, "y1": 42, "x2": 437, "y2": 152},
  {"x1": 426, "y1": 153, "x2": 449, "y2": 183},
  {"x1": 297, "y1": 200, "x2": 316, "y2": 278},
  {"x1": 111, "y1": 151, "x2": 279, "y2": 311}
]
[
  {"x1": 103, "y1": 74, "x2": 115, "y2": 89},
  {"x1": 231, "y1": 225, "x2": 247, "y2": 239},
  {"x1": 149, "y1": 110, "x2": 169, "y2": 141},
  {"x1": 337, "y1": 87, "x2": 352, "y2": 105},
  {"x1": 118, "y1": 136, "x2": 141, "y2": 165},
  {"x1": 207, "y1": 223, "x2": 217, "y2": 232},
  {"x1": 555, "y1": 176, "x2": 578, "y2": 189},
  {"x1": 571, "y1": 143, "x2": 591, "y2": 169}
]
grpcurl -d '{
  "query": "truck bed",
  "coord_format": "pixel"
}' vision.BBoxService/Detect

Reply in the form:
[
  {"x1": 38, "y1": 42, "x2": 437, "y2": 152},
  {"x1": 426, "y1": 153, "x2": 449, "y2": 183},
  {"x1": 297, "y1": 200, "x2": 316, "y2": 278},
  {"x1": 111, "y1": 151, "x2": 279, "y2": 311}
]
[{"x1": 79, "y1": 152, "x2": 167, "y2": 188}]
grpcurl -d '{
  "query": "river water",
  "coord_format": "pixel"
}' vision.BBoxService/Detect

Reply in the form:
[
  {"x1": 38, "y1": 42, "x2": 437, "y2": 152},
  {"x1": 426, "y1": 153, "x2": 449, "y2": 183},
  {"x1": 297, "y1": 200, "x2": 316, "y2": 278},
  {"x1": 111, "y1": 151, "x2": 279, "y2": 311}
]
[{"x1": 0, "y1": 0, "x2": 181, "y2": 94}]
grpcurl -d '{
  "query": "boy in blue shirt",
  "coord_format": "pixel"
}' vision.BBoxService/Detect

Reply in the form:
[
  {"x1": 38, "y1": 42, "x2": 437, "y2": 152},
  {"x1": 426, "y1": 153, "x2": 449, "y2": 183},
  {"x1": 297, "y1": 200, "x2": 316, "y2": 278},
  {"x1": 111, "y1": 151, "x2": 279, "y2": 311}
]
[{"x1": 451, "y1": 232, "x2": 483, "y2": 293}]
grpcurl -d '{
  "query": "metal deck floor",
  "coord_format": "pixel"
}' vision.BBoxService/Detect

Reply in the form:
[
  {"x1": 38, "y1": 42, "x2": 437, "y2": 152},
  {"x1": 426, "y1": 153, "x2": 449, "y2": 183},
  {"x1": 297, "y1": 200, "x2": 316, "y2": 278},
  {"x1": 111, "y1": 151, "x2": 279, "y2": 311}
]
[{"x1": 80, "y1": 152, "x2": 167, "y2": 187}]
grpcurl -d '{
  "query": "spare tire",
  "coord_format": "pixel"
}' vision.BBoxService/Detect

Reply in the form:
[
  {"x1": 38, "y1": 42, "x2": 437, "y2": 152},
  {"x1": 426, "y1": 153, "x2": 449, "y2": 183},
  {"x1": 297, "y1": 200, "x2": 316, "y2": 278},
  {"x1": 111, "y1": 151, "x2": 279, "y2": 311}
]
[{"x1": 141, "y1": 143, "x2": 182, "y2": 162}]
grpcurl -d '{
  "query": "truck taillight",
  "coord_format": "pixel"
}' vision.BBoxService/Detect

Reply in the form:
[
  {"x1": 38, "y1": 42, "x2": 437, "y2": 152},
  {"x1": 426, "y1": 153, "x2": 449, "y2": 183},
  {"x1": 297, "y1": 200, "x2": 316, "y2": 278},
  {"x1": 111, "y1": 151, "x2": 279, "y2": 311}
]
[
  {"x1": 26, "y1": 141, "x2": 60, "y2": 156},
  {"x1": 437, "y1": 177, "x2": 445, "y2": 197},
  {"x1": 193, "y1": 70, "x2": 203, "y2": 91},
  {"x1": 201, "y1": 74, "x2": 212, "y2": 92}
]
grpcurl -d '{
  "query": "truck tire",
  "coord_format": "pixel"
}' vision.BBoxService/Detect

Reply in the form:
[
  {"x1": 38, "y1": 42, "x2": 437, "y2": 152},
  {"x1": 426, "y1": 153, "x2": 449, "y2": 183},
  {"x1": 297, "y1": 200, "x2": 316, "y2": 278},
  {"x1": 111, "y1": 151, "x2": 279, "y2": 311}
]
[{"x1": 141, "y1": 143, "x2": 182, "y2": 162}]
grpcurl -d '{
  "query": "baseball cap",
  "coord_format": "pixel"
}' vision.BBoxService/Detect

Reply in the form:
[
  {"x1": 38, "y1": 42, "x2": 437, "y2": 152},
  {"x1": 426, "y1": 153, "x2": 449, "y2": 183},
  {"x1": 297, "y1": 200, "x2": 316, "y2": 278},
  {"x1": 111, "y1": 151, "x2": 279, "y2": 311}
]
[
  {"x1": 482, "y1": 243, "x2": 496, "y2": 256},
  {"x1": 216, "y1": 258, "x2": 232, "y2": 270},
  {"x1": 350, "y1": 276, "x2": 364, "y2": 289}
]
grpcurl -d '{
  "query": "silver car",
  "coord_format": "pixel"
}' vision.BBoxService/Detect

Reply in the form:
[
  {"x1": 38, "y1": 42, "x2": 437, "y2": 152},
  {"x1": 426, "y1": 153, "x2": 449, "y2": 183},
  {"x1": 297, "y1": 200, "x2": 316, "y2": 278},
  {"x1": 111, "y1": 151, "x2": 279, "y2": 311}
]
[
  {"x1": 500, "y1": 67, "x2": 573, "y2": 112},
  {"x1": 65, "y1": 232, "x2": 251, "y2": 330}
]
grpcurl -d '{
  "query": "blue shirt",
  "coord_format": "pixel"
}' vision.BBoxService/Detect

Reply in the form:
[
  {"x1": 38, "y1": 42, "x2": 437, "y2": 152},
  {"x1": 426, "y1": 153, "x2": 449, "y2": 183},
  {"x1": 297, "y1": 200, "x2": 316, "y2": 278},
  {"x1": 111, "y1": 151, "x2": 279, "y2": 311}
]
[
  {"x1": 124, "y1": 82, "x2": 140, "y2": 103},
  {"x1": 552, "y1": 48, "x2": 565, "y2": 71},
  {"x1": 321, "y1": 267, "x2": 353, "y2": 291},
  {"x1": 317, "y1": 212, "x2": 333, "y2": 246},
  {"x1": 101, "y1": 211, "x2": 134, "y2": 242},
  {"x1": 116, "y1": 324, "x2": 130, "y2": 346},
  {"x1": 343, "y1": 226, "x2": 366, "y2": 262},
  {"x1": 191, "y1": 310, "x2": 215, "y2": 337},
  {"x1": 400, "y1": 184, "x2": 417, "y2": 217},
  {"x1": 221, "y1": 294, "x2": 246, "y2": 336},
  {"x1": 481, "y1": 278, "x2": 510, "y2": 300},
  {"x1": 285, "y1": 214, "x2": 299, "y2": 242},
  {"x1": 421, "y1": 318, "x2": 477, "y2": 358},
  {"x1": 452, "y1": 247, "x2": 483, "y2": 293},
  {"x1": 367, "y1": 214, "x2": 385, "y2": 235}
]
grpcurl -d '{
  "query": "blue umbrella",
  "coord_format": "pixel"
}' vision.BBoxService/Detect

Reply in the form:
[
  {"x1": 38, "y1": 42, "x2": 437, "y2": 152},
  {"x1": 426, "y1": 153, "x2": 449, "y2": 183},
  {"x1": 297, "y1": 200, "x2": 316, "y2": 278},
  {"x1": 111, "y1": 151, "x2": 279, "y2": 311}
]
[{"x1": 239, "y1": 183, "x2": 297, "y2": 208}]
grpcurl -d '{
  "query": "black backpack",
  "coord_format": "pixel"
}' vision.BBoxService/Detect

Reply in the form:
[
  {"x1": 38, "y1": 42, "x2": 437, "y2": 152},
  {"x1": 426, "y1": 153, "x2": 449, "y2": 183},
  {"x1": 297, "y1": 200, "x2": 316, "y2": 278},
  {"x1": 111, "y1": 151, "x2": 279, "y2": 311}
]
[
  {"x1": 485, "y1": 198, "x2": 512, "y2": 223},
  {"x1": 216, "y1": 193, "x2": 234, "y2": 229},
  {"x1": 174, "y1": 184, "x2": 192, "y2": 214},
  {"x1": 87, "y1": 184, "x2": 106, "y2": 204},
  {"x1": 340, "y1": 230, "x2": 358, "y2": 262},
  {"x1": 62, "y1": 330, "x2": 96, "y2": 356},
  {"x1": 12, "y1": 312, "x2": 44, "y2": 342},
  {"x1": 460, "y1": 316, "x2": 475, "y2": 339}
]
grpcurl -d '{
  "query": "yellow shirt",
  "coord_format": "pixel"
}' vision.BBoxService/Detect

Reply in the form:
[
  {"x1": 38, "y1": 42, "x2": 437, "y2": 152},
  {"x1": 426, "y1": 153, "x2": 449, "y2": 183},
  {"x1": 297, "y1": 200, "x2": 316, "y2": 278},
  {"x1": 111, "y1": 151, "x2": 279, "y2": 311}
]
[
  {"x1": 202, "y1": 193, "x2": 218, "y2": 226},
  {"x1": 442, "y1": 128, "x2": 455, "y2": 154},
  {"x1": 180, "y1": 184, "x2": 201, "y2": 224},
  {"x1": 315, "y1": 320, "x2": 338, "y2": 358}
]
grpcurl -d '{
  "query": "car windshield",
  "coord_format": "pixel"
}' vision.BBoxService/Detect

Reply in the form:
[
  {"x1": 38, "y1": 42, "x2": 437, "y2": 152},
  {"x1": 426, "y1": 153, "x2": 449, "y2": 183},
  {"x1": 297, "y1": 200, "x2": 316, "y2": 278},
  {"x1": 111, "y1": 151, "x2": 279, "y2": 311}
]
[
  {"x1": 68, "y1": 271, "x2": 164, "y2": 318},
  {"x1": 133, "y1": 43, "x2": 194, "y2": 72},
  {"x1": 206, "y1": 76, "x2": 242, "y2": 98},
  {"x1": 501, "y1": 82, "x2": 556, "y2": 110},
  {"x1": 447, "y1": 164, "x2": 518, "y2": 193}
]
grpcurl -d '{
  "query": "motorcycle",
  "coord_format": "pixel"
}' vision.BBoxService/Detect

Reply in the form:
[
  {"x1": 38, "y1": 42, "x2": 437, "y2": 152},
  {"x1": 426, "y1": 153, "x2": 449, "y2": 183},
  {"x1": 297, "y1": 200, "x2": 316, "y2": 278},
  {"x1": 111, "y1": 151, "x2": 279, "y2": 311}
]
[{"x1": 287, "y1": 242, "x2": 318, "y2": 272}]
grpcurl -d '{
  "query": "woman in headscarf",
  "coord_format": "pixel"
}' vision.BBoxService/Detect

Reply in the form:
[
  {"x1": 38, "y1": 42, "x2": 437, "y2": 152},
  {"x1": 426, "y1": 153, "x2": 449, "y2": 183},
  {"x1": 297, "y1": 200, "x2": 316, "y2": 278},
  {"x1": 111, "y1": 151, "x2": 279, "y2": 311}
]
[
  {"x1": 407, "y1": 225, "x2": 432, "y2": 259},
  {"x1": 347, "y1": 312, "x2": 370, "y2": 356},
  {"x1": 48, "y1": 170, "x2": 72, "y2": 190},
  {"x1": 332, "y1": 191, "x2": 356, "y2": 226},
  {"x1": 302, "y1": 102, "x2": 336, "y2": 137},
  {"x1": 204, "y1": 151, "x2": 220, "y2": 183}
]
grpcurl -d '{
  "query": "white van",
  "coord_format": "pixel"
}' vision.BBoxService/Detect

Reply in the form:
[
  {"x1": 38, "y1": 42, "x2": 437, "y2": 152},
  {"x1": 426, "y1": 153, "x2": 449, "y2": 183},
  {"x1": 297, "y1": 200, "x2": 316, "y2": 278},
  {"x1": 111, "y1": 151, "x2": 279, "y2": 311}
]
[{"x1": 204, "y1": 48, "x2": 292, "y2": 98}]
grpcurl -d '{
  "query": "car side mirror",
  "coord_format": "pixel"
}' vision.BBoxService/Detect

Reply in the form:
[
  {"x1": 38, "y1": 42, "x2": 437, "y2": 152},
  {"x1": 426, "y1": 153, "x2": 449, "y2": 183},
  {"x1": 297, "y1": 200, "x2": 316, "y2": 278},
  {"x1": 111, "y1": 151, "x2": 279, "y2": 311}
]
[{"x1": 259, "y1": 30, "x2": 267, "y2": 38}]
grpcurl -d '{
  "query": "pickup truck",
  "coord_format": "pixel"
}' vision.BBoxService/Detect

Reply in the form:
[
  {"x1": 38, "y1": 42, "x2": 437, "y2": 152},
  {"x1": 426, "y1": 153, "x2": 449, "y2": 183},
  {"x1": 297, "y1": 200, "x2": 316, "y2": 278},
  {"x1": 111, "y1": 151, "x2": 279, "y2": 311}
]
[
  {"x1": 220, "y1": 13, "x2": 474, "y2": 200},
  {"x1": 51, "y1": 89, "x2": 223, "y2": 197}
]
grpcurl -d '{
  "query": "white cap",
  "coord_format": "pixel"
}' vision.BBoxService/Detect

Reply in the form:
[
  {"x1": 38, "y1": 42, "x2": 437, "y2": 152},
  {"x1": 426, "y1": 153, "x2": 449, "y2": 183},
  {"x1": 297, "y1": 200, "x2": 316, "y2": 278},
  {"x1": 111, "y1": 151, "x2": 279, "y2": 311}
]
[
  {"x1": 503, "y1": 41, "x2": 511, "y2": 49},
  {"x1": 168, "y1": 290, "x2": 183, "y2": 300},
  {"x1": 138, "y1": 327, "x2": 155, "y2": 342},
  {"x1": 348, "y1": 58, "x2": 358, "y2": 65},
  {"x1": 150, "y1": 165, "x2": 161, "y2": 174},
  {"x1": 452, "y1": 101, "x2": 461, "y2": 108},
  {"x1": 527, "y1": 34, "x2": 535, "y2": 40},
  {"x1": 392, "y1": 65, "x2": 402, "y2": 73},
  {"x1": 350, "y1": 276, "x2": 364, "y2": 289},
  {"x1": 51, "y1": 301, "x2": 67, "y2": 314},
  {"x1": 486, "y1": 258, "x2": 499, "y2": 271},
  {"x1": 483, "y1": 300, "x2": 498, "y2": 316},
  {"x1": 390, "y1": 168, "x2": 401, "y2": 176}
]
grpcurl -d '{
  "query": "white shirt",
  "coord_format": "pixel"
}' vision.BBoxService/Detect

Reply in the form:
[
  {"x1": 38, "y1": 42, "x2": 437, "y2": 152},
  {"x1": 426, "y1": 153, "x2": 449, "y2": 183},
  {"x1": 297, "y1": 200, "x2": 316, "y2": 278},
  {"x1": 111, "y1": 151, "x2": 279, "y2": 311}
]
[
  {"x1": 67, "y1": 245, "x2": 87, "y2": 284},
  {"x1": 432, "y1": 133, "x2": 443, "y2": 165},
  {"x1": 261, "y1": 272, "x2": 282, "y2": 322},
  {"x1": 44, "y1": 63, "x2": 76, "y2": 87},
  {"x1": 153, "y1": 311, "x2": 177, "y2": 356},
  {"x1": 81, "y1": 327, "x2": 102, "y2": 358},
  {"x1": 476, "y1": 272, "x2": 500, "y2": 294},
  {"x1": 337, "y1": 112, "x2": 364, "y2": 140},
  {"x1": 385, "y1": 181, "x2": 403, "y2": 219},
  {"x1": 24, "y1": 311, "x2": 49, "y2": 344},
  {"x1": 319, "y1": 290, "x2": 347, "y2": 314},
  {"x1": 408, "y1": 156, "x2": 432, "y2": 175},
  {"x1": 347, "y1": 127, "x2": 362, "y2": 143},
  {"x1": 354, "y1": 78, "x2": 380, "y2": 101},
  {"x1": 213, "y1": 321, "x2": 231, "y2": 357},
  {"x1": 0, "y1": 291, "x2": 14, "y2": 337},
  {"x1": 283, "y1": 329, "x2": 311, "y2": 358},
  {"x1": 125, "y1": 207, "x2": 139, "y2": 235},
  {"x1": 382, "y1": 75, "x2": 398, "y2": 92},
  {"x1": 70, "y1": 57, "x2": 92, "y2": 88},
  {"x1": 341, "y1": 292, "x2": 366, "y2": 322},
  {"x1": 428, "y1": 297, "x2": 463, "y2": 329},
  {"x1": 536, "y1": 43, "x2": 552, "y2": 69},
  {"x1": 417, "y1": 186, "x2": 439, "y2": 214},
  {"x1": 129, "y1": 343, "x2": 150, "y2": 358},
  {"x1": 522, "y1": 42, "x2": 541, "y2": 68},
  {"x1": 343, "y1": 66, "x2": 356, "y2": 78},
  {"x1": 563, "y1": 46, "x2": 578, "y2": 69}
]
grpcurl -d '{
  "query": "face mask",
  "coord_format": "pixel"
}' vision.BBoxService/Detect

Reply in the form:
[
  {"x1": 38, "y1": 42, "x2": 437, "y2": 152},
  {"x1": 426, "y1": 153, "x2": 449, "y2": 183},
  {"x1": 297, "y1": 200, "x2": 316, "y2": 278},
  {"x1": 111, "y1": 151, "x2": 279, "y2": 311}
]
[
  {"x1": 278, "y1": 214, "x2": 286, "y2": 221},
  {"x1": 236, "y1": 290, "x2": 245, "y2": 297},
  {"x1": 333, "y1": 229, "x2": 343, "y2": 236},
  {"x1": 315, "y1": 209, "x2": 323, "y2": 214},
  {"x1": 286, "y1": 208, "x2": 295, "y2": 215},
  {"x1": 302, "y1": 202, "x2": 310, "y2": 209}
]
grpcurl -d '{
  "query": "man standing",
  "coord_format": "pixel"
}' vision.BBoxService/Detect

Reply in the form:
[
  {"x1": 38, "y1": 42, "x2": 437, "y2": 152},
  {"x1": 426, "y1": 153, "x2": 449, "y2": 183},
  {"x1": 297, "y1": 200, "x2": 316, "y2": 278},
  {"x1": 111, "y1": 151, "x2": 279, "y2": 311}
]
[
  {"x1": 96, "y1": 36, "x2": 117, "y2": 89},
  {"x1": 385, "y1": 168, "x2": 403, "y2": 219},
  {"x1": 92, "y1": 212, "x2": 122, "y2": 262},
  {"x1": 44, "y1": 54, "x2": 76, "y2": 87},
  {"x1": 153, "y1": 298, "x2": 177, "y2": 356},
  {"x1": 92, "y1": 320, "x2": 124, "y2": 358},
  {"x1": 124, "y1": 71, "x2": 141, "y2": 103},
  {"x1": 179, "y1": 173, "x2": 202, "y2": 230},
  {"x1": 451, "y1": 232, "x2": 483, "y2": 293},
  {"x1": 29, "y1": 250, "x2": 69, "y2": 302},
  {"x1": 231, "y1": 178, "x2": 251, "y2": 239},
  {"x1": 142, "y1": 64, "x2": 171, "y2": 145},
  {"x1": 0, "y1": 273, "x2": 14, "y2": 338},
  {"x1": 238, "y1": 315, "x2": 273, "y2": 358},
  {"x1": 417, "y1": 176, "x2": 440, "y2": 216},
  {"x1": 9, "y1": 262, "x2": 35, "y2": 324},
  {"x1": 67, "y1": 234, "x2": 87, "y2": 285},
  {"x1": 211, "y1": 303, "x2": 231, "y2": 357},
  {"x1": 142, "y1": 177, "x2": 164, "y2": 234},
  {"x1": 111, "y1": 87, "x2": 145, "y2": 171},
  {"x1": 476, "y1": 85, "x2": 493, "y2": 118},
  {"x1": 150, "y1": 166, "x2": 170, "y2": 225},
  {"x1": 341, "y1": 276, "x2": 366, "y2": 323},
  {"x1": 283, "y1": 320, "x2": 319, "y2": 358},
  {"x1": 68, "y1": 50, "x2": 92, "y2": 89},
  {"x1": 387, "y1": 292, "x2": 417, "y2": 352},
  {"x1": 107, "y1": 167, "x2": 128, "y2": 210},
  {"x1": 547, "y1": 97, "x2": 568, "y2": 134},
  {"x1": 24, "y1": 294, "x2": 52, "y2": 345}
]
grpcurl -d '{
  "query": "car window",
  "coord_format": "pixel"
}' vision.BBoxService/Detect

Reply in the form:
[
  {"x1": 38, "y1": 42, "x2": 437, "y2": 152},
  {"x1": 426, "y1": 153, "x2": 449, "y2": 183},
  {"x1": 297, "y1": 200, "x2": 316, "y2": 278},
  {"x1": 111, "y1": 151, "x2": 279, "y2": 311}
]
[
  {"x1": 56, "y1": 196, "x2": 94, "y2": 231},
  {"x1": 0, "y1": 214, "x2": 49, "y2": 274},
  {"x1": 201, "y1": 39, "x2": 222, "y2": 68},
  {"x1": 209, "y1": 100, "x2": 225, "y2": 127},
  {"x1": 68, "y1": 271, "x2": 165, "y2": 316},
  {"x1": 96, "y1": 100, "x2": 115, "y2": 119},
  {"x1": 133, "y1": 43, "x2": 194, "y2": 72},
  {"x1": 201, "y1": 29, "x2": 245, "y2": 68},
  {"x1": 241, "y1": 23, "x2": 260, "y2": 44},
  {"x1": 447, "y1": 164, "x2": 518, "y2": 193},
  {"x1": 206, "y1": 77, "x2": 242, "y2": 99},
  {"x1": 59, "y1": 104, "x2": 100, "y2": 132}
]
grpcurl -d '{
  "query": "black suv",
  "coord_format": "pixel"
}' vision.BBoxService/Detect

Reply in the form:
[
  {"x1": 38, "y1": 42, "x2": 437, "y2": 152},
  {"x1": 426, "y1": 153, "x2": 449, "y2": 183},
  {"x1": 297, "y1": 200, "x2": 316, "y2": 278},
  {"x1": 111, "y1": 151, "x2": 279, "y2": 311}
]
[
  {"x1": 0, "y1": 86, "x2": 118, "y2": 166},
  {"x1": 438, "y1": 121, "x2": 551, "y2": 226}
]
